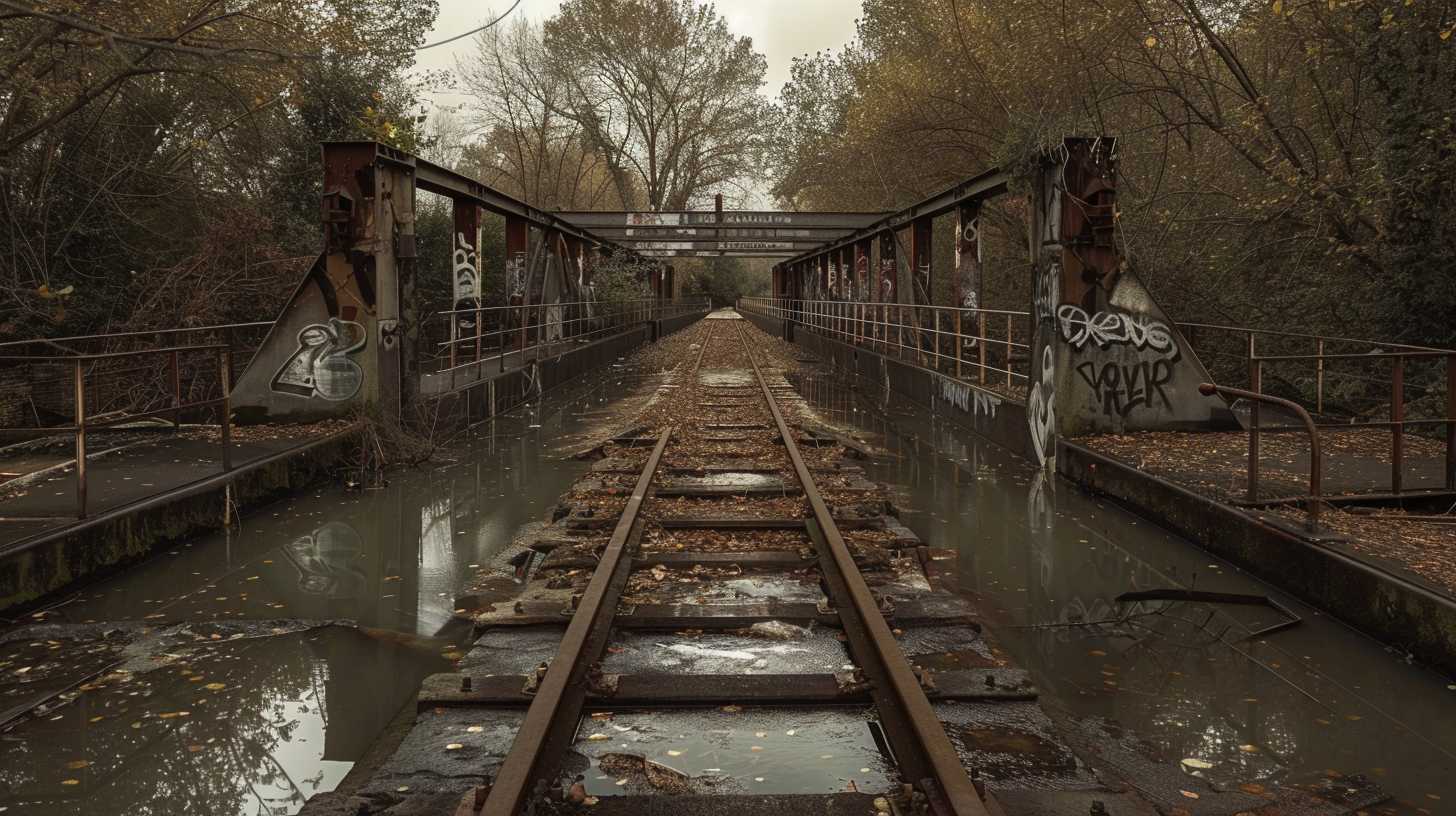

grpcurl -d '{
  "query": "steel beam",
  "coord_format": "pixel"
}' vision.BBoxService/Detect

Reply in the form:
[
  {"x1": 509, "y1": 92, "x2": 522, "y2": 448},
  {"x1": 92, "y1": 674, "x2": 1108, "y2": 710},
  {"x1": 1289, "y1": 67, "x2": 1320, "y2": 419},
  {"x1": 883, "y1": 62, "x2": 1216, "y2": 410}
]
[
  {"x1": 785, "y1": 167, "x2": 1010, "y2": 265},
  {"x1": 554, "y1": 210, "x2": 888, "y2": 230}
]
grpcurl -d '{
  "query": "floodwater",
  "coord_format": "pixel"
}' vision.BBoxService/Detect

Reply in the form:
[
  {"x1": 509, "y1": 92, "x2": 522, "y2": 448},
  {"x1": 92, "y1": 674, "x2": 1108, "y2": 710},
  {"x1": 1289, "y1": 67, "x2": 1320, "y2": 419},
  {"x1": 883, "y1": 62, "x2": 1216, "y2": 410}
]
[
  {"x1": 793, "y1": 370, "x2": 1456, "y2": 814},
  {"x1": 7, "y1": 336, "x2": 1454, "y2": 814},
  {"x1": 0, "y1": 364, "x2": 667, "y2": 816}
]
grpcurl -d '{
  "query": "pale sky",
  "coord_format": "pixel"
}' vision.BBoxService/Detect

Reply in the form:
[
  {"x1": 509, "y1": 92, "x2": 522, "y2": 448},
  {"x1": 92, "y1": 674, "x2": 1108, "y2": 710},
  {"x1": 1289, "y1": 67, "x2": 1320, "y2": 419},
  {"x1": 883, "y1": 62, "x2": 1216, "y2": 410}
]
[{"x1": 412, "y1": 0, "x2": 864, "y2": 108}]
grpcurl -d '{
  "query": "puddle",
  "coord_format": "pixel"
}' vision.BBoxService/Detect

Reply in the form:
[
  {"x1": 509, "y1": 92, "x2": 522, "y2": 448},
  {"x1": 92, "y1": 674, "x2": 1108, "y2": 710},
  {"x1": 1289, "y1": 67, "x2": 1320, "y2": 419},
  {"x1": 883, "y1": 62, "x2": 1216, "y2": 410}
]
[
  {"x1": 698, "y1": 370, "x2": 755, "y2": 388},
  {"x1": 565, "y1": 707, "x2": 894, "y2": 796},
  {"x1": 602, "y1": 629, "x2": 851, "y2": 675},
  {"x1": 0, "y1": 626, "x2": 446, "y2": 815}
]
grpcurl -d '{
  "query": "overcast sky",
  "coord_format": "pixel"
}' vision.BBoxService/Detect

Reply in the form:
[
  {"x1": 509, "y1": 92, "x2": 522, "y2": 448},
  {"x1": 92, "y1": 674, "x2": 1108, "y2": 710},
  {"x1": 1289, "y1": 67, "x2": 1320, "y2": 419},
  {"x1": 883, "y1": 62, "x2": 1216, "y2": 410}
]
[{"x1": 413, "y1": 0, "x2": 863, "y2": 109}]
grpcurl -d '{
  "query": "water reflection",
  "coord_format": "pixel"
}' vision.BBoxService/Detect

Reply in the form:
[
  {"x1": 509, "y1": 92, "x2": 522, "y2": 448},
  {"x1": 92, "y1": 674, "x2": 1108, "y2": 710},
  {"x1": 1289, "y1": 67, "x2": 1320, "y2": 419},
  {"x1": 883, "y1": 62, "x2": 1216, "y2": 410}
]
[
  {"x1": 284, "y1": 522, "x2": 369, "y2": 600},
  {"x1": 1, "y1": 366, "x2": 668, "y2": 815},
  {"x1": 0, "y1": 627, "x2": 444, "y2": 816},
  {"x1": 794, "y1": 370, "x2": 1456, "y2": 812}
]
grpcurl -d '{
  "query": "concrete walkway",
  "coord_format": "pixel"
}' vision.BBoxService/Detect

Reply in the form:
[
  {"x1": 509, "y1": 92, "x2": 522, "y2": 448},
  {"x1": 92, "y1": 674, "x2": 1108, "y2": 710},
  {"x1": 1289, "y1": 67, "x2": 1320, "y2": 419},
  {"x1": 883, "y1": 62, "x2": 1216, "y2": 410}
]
[{"x1": 0, "y1": 422, "x2": 351, "y2": 552}]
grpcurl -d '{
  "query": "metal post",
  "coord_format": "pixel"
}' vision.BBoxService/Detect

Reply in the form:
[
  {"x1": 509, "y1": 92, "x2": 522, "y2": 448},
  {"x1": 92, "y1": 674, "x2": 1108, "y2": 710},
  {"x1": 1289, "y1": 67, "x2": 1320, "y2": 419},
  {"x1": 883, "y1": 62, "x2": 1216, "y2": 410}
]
[
  {"x1": 978, "y1": 313, "x2": 987, "y2": 385},
  {"x1": 1249, "y1": 357, "x2": 1261, "y2": 503},
  {"x1": 1315, "y1": 338, "x2": 1325, "y2": 415},
  {"x1": 1005, "y1": 314, "x2": 1013, "y2": 388},
  {"x1": 1201, "y1": 383, "x2": 1321, "y2": 530},
  {"x1": 220, "y1": 348, "x2": 232, "y2": 472},
  {"x1": 1448, "y1": 354, "x2": 1456, "y2": 490},
  {"x1": 954, "y1": 310, "x2": 962, "y2": 378},
  {"x1": 1392, "y1": 355, "x2": 1404, "y2": 494},
  {"x1": 932, "y1": 307, "x2": 940, "y2": 367},
  {"x1": 170, "y1": 349, "x2": 181, "y2": 430},
  {"x1": 74, "y1": 359, "x2": 87, "y2": 519}
]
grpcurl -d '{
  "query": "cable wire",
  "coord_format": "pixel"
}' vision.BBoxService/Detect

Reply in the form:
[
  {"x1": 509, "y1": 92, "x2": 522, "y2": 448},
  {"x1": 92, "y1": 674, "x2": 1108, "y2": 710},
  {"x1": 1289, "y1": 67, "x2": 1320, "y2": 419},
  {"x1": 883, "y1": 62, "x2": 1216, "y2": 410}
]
[{"x1": 417, "y1": 0, "x2": 524, "y2": 50}]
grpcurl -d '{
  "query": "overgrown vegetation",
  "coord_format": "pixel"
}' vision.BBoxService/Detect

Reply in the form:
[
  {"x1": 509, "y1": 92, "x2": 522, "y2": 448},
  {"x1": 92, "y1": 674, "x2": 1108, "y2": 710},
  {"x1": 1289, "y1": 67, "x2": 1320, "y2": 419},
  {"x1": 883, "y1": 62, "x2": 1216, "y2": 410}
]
[
  {"x1": 0, "y1": 0, "x2": 438, "y2": 341},
  {"x1": 771, "y1": 0, "x2": 1456, "y2": 350}
]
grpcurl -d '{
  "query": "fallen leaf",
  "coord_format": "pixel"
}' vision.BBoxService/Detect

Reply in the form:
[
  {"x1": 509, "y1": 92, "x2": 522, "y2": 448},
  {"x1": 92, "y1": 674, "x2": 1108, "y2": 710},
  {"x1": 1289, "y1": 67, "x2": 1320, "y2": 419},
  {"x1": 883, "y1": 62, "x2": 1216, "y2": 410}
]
[
  {"x1": 445, "y1": 743, "x2": 464, "y2": 751},
  {"x1": 64, "y1": 760, "x2": 91, "y2": 770},
  {"x1": 61, "y1": 779, "x2": 80, "y2": 786},
  {"x1": 204, "y1": 683, "x2": 226, "y2": 691},
  {"x1": 587, "y1": 733, "x2": 611, "y2": 741},
  {"x1": 1179, "y1": 790, "x2": 1200, "y2": 799}
]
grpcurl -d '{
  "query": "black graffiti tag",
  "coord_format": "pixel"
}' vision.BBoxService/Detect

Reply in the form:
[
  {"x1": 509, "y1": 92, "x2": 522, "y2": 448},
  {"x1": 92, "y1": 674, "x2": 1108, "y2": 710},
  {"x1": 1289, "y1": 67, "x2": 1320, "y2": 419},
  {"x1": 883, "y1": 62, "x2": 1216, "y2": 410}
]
[{"x1": 1075, "y1": 359, "x2": 1174, "y2": 417}]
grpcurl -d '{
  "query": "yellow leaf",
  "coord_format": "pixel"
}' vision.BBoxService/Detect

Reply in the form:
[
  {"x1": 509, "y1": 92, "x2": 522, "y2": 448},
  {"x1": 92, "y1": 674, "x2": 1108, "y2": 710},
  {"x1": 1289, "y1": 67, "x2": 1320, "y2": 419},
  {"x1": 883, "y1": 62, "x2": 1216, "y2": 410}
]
[
  {"x1": 204, "y1": 683, "x2": 226, "y2": 691},
  {"x1": 1272, "y1": 0, "x2": 1283, "y2": 13},
  {"x1": 1144, "y1": 35, "x2": 1157, "y2": 47}
]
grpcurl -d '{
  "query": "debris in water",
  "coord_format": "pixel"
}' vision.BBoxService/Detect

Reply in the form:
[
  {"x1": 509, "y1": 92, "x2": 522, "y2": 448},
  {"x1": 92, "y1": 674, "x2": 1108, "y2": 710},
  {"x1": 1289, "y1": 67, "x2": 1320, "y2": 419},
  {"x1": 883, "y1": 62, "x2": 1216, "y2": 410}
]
[{"x1": 746, "y1": 620, "x2": 811, "y2": 640}]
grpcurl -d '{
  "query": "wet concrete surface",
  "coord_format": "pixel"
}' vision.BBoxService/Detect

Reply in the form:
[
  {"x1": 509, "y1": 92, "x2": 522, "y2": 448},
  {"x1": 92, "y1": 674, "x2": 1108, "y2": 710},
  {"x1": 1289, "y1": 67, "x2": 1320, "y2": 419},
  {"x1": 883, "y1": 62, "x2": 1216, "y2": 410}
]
[
  {"x1": 601, "y1": 628, "x2": 851, "y2": 675},
  {"x1": 564, "y1": 707, "x2": 895, "y2": 796},
  {"x1": 793, "y1": 369, "x2": 1456, "y2": 814},
  {"x1": 0, "y1": 363, "x2": 670, "y2": 815}
]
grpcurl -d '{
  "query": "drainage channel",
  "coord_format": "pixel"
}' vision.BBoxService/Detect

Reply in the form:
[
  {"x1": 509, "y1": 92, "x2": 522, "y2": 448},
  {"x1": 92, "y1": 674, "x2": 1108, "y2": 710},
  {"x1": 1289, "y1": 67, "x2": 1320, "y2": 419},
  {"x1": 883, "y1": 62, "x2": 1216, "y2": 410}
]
[{"x1": 316, "y1": 314, "x2": 1379, "y2": 816}]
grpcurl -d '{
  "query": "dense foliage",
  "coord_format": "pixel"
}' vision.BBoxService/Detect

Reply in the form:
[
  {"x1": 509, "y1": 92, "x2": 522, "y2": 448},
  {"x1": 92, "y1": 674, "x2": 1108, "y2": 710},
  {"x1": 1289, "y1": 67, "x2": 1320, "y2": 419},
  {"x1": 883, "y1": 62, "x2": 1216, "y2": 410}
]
[
  {"x1": 770, "y1": 0, "x2": 1456, "y2": 349},
  {"x1": 0, "y1": 0, "x2": 438, "y2": 340}
]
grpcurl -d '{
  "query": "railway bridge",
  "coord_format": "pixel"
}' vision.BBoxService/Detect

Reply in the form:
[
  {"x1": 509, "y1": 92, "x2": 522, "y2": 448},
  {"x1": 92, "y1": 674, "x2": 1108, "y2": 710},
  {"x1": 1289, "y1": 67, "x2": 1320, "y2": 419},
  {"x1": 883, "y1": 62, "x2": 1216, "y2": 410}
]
[{"x1": 0, "y1": 136, "x2": 1453, "y2": 816}]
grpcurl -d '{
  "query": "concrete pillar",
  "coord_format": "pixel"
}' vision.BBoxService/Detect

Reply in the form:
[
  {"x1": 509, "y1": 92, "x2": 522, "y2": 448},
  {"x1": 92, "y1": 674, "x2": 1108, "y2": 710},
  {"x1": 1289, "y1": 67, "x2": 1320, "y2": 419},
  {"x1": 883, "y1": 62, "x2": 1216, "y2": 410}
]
[{"x1": 230, "y1": 143, "x2": 415, "y2": 422}]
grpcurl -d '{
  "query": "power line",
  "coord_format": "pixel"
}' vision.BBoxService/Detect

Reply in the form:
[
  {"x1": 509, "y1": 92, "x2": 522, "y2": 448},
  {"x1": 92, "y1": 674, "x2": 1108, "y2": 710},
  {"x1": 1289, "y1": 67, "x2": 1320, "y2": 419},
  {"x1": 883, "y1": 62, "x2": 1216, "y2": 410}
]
[{"x1": 417, "y1": 0, "x2": 525, "y2": 50}]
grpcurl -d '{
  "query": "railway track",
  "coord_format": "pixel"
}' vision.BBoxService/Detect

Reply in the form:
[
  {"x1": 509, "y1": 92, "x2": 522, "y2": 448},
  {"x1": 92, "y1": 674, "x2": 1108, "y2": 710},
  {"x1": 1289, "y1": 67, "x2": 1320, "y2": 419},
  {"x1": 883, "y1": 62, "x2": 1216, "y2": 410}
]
[
  {"x1": 333, "y1": 314, "x2": 1160, "y2": 816},
  {"x1": 459, "y1": 314, "x2": 996, "y2": 816}
]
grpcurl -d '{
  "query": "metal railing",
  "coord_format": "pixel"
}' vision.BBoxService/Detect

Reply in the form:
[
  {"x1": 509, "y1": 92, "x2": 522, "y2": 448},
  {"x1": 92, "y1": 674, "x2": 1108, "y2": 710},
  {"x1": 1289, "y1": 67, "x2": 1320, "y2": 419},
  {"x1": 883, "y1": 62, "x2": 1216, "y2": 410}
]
[
  {"x1": 1200, "y1": 382, "x2": 1323, "y2": 529},
  {"x1": 1180, "y1": 323, "x2": 1456, "y2": 496},
  {"x1": 0, "y1": 321, "x2": 270, "y2": 430},
  {"x1": 427, "y1": 297, "x2": 712, "y2": 376},
  {"x1": 0, "y1": 345, "x2": 234, "y2": 519},
  {"x1": 738, "y1": 297, "x2": 1032, "y2": 391}
]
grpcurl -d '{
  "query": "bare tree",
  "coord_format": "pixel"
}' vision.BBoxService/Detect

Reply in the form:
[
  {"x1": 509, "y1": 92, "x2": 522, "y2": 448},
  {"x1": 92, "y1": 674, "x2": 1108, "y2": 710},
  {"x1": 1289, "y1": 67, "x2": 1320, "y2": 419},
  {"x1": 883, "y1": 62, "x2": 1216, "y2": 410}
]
[{"x1": 541, "y1": 0, "x2": 771, "y2": 210}]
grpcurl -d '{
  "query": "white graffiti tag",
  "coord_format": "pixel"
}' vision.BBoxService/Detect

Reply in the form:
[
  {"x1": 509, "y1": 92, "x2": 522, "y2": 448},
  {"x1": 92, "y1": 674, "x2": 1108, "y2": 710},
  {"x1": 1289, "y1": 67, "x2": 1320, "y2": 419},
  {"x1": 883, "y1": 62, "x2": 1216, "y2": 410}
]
[
  {"x1": 1027, "y1": 344, "x2": 1056, "y2": 465},
  {"x1": 1056, "y1": 304, "x2": 1177, "y2": 359},
  {"x1": 271, "y1": 318, "x2": 366, "y2": 401},
  {"x1": 453, "y1": 231, "x2": 481, "y2": 329},
  {"x1": 937, "y1": 374, "x2": 1002, "y2": 418}
]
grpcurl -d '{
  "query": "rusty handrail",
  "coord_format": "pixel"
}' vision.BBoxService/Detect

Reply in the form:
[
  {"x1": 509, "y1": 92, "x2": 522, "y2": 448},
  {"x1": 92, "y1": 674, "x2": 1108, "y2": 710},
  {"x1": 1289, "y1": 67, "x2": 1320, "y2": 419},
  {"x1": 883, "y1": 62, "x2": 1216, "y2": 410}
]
[{"x1": 1200, "y1": 382, "x2": 1322, "y2": 530}]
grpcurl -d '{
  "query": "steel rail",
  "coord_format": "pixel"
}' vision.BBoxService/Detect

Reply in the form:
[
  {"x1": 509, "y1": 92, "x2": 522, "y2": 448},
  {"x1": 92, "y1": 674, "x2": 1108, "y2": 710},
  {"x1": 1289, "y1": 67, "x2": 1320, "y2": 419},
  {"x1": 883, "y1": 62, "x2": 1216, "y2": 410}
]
[
  {"x1": 731, "y1": 321, "x2": 990, "y2": 816},
  {"x1": 481, "y1": 426, "x2": 671, "y2": 816}
]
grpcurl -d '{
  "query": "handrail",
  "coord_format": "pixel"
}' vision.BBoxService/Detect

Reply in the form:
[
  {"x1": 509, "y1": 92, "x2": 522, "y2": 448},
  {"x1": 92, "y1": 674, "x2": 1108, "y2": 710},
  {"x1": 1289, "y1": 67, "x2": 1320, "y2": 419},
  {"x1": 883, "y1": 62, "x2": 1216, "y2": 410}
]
[
  {"x1": 739, "y1": 296, "x2": 1031, "y2": 388},
  {"x1": 0, "y1": 345, "x2": 234, "y2": 519},
  {"x1": 1176, "y1": 321, "x2": 1446, "y2": 354},
  {"x1": 0, "y1": 321, "x2": 272, "y2": 352},
  {"x1": 1199, "y1": 382, "x2": 1321, "y2": 530}
]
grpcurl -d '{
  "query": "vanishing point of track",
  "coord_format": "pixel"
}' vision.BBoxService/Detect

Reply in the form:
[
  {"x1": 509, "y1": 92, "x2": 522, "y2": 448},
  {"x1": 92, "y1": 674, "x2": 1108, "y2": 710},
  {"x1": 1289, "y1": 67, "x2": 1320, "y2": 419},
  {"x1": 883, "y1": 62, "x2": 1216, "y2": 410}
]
[{"x1": 479, "y1": 315, "x2": 992, "y2": 816}]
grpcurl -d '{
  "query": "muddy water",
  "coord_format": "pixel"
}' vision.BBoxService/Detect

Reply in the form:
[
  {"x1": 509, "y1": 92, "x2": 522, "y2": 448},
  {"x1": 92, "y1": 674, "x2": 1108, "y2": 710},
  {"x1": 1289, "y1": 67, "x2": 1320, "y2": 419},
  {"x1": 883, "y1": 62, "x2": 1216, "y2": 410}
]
[
  {"x1": 793, "y1": 371, "x2": 1456, "y2": 814},
  {"x1": 0, "y1": 365, "x2": 667, "y2": 816}
]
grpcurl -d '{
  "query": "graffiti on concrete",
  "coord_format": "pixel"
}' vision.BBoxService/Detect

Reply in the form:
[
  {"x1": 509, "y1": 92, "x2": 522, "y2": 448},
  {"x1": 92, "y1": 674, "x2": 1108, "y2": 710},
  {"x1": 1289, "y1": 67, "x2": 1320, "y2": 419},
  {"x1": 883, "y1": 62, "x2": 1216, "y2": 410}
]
[
  {"x1": 1033, "y1": 260, "x2": 1058, "y2": 321},
  {"x1": 508, "y1": 250, "x2": 527, "y2": 300},
  {"x1": 1027, "y1": 344, "x2": 1055, "y2": 465},
  {"x1": 879, "y1": 257, "x2": 896, "y2": 301},
  {"x1": 453, "y1": 231, "x2": 481, "y2": 329},
  {"x1": 855, "y1": 254, "x2": 869, "y2": 301},
  {"x1": 828, "y1": 260, "x2": 838, "y2": 296},
  {"x1": 1056, "y1": 304, "x2": 1178, "y2": 359},
  {"x1": 1058, "y1": 302, "x2": 1180, "y2": 419},
  {"x1": 270, "y1": 317, "x2": 366, "y2": 401},
  {"x1": 1074, "y1": 359, "x2": 1174, "y2": 418},
  {"x1": 937, "y1": 374, "x2": 1001, "y2": 419}
]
